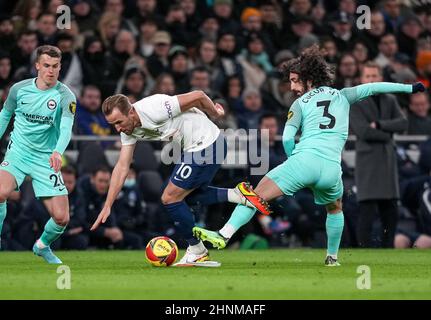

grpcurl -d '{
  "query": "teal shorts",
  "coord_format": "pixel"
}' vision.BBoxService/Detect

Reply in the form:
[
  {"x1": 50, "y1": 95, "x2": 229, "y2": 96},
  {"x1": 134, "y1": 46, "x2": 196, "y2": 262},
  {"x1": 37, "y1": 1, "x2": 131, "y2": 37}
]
[
  {"x1": 266, "y1": 152, "x2": 343, "y2": 205},
  {"x1": 0, "y1": 146, "x2": 68, "y2": 198}
]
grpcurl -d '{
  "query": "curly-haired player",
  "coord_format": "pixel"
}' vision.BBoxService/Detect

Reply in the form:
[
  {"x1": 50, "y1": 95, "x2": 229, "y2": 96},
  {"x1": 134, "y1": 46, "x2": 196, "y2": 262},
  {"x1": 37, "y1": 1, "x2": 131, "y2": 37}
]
[{"x1": 193, "y1": 45, "x2": 425, "y2": 266}]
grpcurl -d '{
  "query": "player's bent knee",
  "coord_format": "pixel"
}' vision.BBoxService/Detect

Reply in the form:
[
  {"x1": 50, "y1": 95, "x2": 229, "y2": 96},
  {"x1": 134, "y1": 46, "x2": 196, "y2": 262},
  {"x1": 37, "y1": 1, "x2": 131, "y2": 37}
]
[
  {"x1": 53, "y1": 215, "x2": 70, "y2": 227},
  {"x1": 326, "y1": 199, "x2": 342, "y2": 214},
  {"x1": 161, "y1": 192, "x2": 179, "y2": 205}
]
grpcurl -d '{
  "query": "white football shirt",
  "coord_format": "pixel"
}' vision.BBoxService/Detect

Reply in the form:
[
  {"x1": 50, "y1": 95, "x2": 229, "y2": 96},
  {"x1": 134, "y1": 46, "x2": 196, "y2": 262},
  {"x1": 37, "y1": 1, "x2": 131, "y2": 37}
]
[{"x1": 120, "y1": 94, "x2": 220, "y2": 152}]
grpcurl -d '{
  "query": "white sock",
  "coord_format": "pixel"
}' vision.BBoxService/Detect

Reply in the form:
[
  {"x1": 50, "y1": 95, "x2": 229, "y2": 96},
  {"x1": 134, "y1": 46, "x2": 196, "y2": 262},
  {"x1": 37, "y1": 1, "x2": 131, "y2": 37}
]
[
  {"x1": 219, "y1": 224, "x2": 236, "y2": 239},
  {"x1": 189, "y1": 241, "x2": 206, "y2": 254},
  {"x1": 36, "y1": 239, "x2": 47, "y2": 249},
  {"x1": 227, "y1": 188, "x2": 242, "y2": 204},
  {"x1": 228, "y1": 189, "x2": 254, "y2": 207}
]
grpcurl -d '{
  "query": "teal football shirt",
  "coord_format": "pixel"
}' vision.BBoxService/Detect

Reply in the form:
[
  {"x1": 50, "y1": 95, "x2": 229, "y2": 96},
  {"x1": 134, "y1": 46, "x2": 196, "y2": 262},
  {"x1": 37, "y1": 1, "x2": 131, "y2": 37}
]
[
  {"x1": 285, "y1": 83, "x2": 413, "y2": 163},
  {"x1": 0, "y1": 78, "x2": 76, "y2": 155}
]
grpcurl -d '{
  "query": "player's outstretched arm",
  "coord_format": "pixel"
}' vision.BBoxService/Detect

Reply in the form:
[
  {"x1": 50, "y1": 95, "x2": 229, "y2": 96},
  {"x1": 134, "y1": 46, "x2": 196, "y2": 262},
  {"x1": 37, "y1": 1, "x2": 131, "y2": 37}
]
[
  {"x1": 177, "y1": 90, "x2": 224, "y2": 118},
  {"x1": 0, "y1": 84, "x2": 19, "y2": 139},
  {"x1": 91, "y1": 143, "x2": 135, "y2": 230},
  {"x1": 341, "y1": 82, "x2": 425, "y2": 105}
]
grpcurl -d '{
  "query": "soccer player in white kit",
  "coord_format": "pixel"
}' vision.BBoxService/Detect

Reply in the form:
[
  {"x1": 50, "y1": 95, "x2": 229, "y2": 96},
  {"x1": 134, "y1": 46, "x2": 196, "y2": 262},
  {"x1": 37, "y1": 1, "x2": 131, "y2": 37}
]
[{"x1": 90, "y1": 90, "x2": 250, "y2": 266}]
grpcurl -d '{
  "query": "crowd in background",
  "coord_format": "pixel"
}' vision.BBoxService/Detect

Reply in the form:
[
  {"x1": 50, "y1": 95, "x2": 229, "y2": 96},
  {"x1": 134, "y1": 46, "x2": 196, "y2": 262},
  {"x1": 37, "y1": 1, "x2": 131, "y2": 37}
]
[{"x1": 1, "y1": 0, "x2": 431, "y2": 250}]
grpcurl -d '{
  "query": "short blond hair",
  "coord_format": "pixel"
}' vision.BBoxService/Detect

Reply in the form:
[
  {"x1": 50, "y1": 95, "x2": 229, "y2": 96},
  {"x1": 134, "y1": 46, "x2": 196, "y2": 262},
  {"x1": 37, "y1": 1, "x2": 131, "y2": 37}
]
[{"x1": 102, "y1": 94, "x2": 131, "y2": 116}]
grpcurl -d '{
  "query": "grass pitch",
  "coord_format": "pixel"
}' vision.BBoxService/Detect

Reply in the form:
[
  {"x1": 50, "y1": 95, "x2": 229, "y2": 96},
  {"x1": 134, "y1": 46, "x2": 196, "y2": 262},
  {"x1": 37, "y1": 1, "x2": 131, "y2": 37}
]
[{"x1": 0, "y1": 249, "x2": 430, "y2": 300}]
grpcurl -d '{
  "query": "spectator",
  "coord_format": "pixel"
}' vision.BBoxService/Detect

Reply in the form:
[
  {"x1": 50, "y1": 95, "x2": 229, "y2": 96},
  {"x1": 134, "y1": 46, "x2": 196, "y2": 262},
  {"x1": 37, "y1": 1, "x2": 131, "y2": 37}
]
[
  {"x1": 105, "y1": 29, "x2": 137, "y2": 89},
  {"x1": 79, "y1": 36, "x2": 108, "y2": 89},
  {"x1": 10, "y1": 30, "x2": 38, "y2": 74},
  {"x1": 130, "y1": 0, "x2": 164, "y2": 31},
  {"x1": 97, "y1": 12, "x2": 121, "y2": 49},
  {"x1": 407, "y1": 92, "x2": 431, "y2": 135},
  {"x1": 45, "y1": 0, "x2": 64, "y2": 15},
  {"x1": 199, "y1": 13, "x2": 220, "y2": 42},
  {"x1": 258, "y1": 0, "x2": 282, "y2": 50},
  {"x1": 375, "y1": 33, "x2": 399, "y2": 69},
  {"x1": 222, "y1": 74, "x2": 244, "y2": 112},
  {"x1": 77, "y1": 166, "x2": 142, "y2": 249},
  {"x1": 113, "y1": 166, "x2": 156, "y2": 244},
  {"x1": 237, "y1": 32, "x2": 273, "y2": 91},
  {"x1": 194, "y1": 39, "x2": 226, "y2": 92},
  {"x1": 320, "y1": 37, "x2": 339, "y2": 66},
  {"x1": 146, "y1": 31, "x2": 171, "y2": 79},
  {"x1": 283, "y1": 15, "x2": 316, "y2": 55},
  {"x1": 217, "y1": 30, "x2": 243, "y2": 81},
  {"x1": 168, "y1": 45, "x2": 190, "y2": 94},
  {"x1": 180, "y1": 0, "x2": 202, "y2": 40},
  {"x1": 103, "y1": 0, "x2": 136, "y2": 34},
  {"x1": 0, "y1": 52, "x2": 12, "y2": 94},
  {"x1": 213, "y1": 0, "x2": 240, "y2": 34},
  {"x1": 71, "y1": 0, "x2": 100, "y2": 34},
  {"x1": 334, "y1": 53, "x2": 359, "y2": 89},
  {"x1": 117, "y1": 66, "x2": 148, "y2": 100},
  {"x1": 189, "y1": 66, "x2": 216, "y2": 97},
  {"x1": 36, "y1": 13, "x2": 57, "y2": 46},
  {"x1": 398, "y1": 14, "x2": 423, "y2": 59},
  {"x1": 164, "y1": 4, "x2": 196, "y2": 48},
  {"x1": 358, "y1": 11, "x2": 387, "y2": 60},
  {"x1": 0, "y1": 14, "x2": 16, "y2": 54},
  {"x1": 239, "y1": 7, "x2": 275, "y2": 59},
  {"x1": 416, "y1": 50, "x2": 431, "y2": 88},
  {"x1": 55, "y1": 33, "x2": 83, "y2": 97},
  {"x1": 76, "y1": 85, "x2": 112, "y2": 138},
  {"x1": 150, "y1": 72, "x2": 176, "y2": 95},
  {"x1": 137, "y1": 18, "x2": 158, "y2": 58},
  {"x1": 236, "y1": 87, "x2": 266, "y2": 130},
  {"x1": 329, "y1": 11, "x2": 357, "y2": 53},
  {"x1": 382, "y1": 0, "x2": 403, "y2": 34},
  {"x1": 350, "y1": 62, "x2": 408, "y2": 248},
  {"x1": 57, "y1": 165, "x2": 89, "y2": 249},
  {"x1": 352, "y1": 40, "x2": 370, "y2": 68},
  {"x1": 12, "y1": 0, "x2": 42, "y2": 33}
]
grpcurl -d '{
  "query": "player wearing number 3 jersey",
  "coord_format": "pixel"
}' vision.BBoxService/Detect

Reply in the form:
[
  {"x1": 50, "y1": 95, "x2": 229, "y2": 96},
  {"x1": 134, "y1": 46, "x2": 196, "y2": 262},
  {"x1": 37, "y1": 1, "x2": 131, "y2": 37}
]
[
  {"x1": 0, "y1": 46, "x2": 76, "y2": 264},
  {"x1": 193, "y1": 45, "x2": 425, "y2": 266},
  {"x1": 90, "y1": 91, "x2": 256, "y2": 267}
]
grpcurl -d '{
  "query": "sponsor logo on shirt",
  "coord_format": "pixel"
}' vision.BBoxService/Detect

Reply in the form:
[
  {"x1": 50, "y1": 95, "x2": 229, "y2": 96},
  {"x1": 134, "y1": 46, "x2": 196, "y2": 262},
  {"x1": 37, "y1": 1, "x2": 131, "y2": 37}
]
[
  {"x1": 22, "y1": 112, "x2": 54, "y2": 125},
  {"x1": 1, "y1": 161, "x2": 9, "y2": 167},
  {"x1": 47, "y1": 99, "x2": 57, "y2": 110},
  {"x1": 164, "y1": 101, "x2": 173, "y2": 118}
]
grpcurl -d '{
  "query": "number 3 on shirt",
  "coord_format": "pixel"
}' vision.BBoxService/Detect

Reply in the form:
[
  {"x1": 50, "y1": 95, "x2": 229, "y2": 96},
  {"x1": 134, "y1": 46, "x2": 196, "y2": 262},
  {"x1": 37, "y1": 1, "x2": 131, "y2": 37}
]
[{"x1": 317, "y1": 100, "x2": 336, "y2": 129}]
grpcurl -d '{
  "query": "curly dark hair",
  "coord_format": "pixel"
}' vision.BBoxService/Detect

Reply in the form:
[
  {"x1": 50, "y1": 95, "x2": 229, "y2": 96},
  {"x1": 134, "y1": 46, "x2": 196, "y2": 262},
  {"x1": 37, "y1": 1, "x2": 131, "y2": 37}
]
[{"x1": 282, "y1": 45, "x2": 334, "y2": 89}]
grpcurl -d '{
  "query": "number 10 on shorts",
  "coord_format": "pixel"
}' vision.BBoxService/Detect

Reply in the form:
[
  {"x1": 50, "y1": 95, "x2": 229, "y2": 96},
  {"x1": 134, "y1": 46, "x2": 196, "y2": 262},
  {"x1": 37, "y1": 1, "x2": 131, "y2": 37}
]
[{"x1": 176, "y1": 163, "x2": 192, "y2": 180}]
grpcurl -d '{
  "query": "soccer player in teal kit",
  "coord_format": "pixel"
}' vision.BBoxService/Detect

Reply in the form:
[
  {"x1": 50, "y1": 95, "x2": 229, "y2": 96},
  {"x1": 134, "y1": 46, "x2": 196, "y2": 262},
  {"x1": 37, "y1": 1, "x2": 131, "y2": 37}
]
[
  {"x1": 0, "y1": 46, "x2": 76, "y2": 263},
  {"x1": 193, "y1": 45, "x2": 425, "y2": 266}
]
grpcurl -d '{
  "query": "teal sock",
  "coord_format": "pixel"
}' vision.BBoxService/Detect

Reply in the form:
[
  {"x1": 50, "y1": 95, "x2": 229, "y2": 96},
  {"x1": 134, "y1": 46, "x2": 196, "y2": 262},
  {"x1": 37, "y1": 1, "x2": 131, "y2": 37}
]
[
  {"x1": 0, "y1": 202, "x2": 6, "y2": 248},
  {"x1": 326, "y1": 212, "x2": 344, "y2": 257},
  {"x1": 40, "y1": 218, "x2": 66, "y2": 247},
  {"x1": 220, "y1": 204, "x2": 257, "y2": 238}
]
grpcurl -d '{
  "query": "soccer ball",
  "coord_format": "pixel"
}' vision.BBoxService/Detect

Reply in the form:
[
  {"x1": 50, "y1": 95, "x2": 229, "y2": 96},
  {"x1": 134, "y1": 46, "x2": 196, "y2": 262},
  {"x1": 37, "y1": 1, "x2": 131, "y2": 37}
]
[{"x1": 145, "y1": 236, "x2": 178, "y2": 267}]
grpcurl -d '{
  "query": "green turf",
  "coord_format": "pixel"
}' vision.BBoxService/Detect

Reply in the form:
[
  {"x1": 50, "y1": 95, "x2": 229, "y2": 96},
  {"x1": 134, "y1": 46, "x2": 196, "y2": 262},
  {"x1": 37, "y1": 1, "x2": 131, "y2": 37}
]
[{"x1": 0, "y1": 249, "x2": 430, "y2": 299}]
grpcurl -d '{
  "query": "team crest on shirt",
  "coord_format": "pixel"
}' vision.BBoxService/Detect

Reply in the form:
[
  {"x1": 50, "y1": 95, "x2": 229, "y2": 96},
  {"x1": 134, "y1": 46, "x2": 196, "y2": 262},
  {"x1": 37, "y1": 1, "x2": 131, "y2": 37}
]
[
  {"x1": 69, "y1": 102, "x2": 76, "y2": 114},
  {"x1": 287, "y1": 111, "x2": 294, "y2": 120},
  {"x1": 47, "y1": 99, "x2": 57, "y2": 110},
  {"x1": 1, "y1": 161, "x2": 9, "y2": 167}
]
